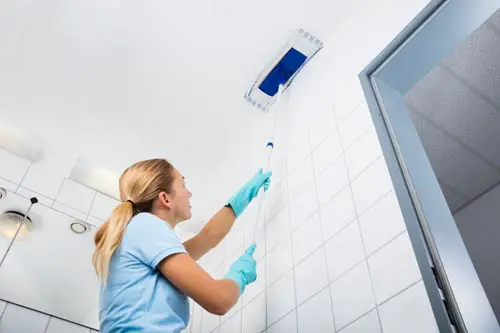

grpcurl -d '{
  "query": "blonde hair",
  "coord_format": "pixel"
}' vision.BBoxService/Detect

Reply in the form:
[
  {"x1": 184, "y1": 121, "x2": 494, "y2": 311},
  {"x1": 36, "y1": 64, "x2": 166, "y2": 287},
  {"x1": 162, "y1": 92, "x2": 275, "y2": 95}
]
[{"x1": 92, "y1": 158, "x2": 175, "y2": 282}]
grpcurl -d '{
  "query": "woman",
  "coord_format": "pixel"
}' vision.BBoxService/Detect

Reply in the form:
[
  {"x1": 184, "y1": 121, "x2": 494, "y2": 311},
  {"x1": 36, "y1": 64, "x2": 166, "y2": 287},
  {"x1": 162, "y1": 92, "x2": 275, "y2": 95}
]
[{"x1": 92, "y1": 158, "x2": 271, "y2": 333}]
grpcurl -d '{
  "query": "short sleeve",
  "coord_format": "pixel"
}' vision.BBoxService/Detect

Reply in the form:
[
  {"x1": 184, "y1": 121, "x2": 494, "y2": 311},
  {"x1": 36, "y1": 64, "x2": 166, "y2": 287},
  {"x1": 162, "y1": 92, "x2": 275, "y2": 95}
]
[{"x1": 124, "y1": 213, "x2": 187, "y2": 269}]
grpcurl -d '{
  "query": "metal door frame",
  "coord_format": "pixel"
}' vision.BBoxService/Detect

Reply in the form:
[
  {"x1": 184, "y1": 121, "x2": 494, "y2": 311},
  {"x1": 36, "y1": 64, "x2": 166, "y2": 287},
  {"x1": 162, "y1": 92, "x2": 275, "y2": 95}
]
[{"x1": 359, "y1": 0, "x2": 500, "y2": 332}]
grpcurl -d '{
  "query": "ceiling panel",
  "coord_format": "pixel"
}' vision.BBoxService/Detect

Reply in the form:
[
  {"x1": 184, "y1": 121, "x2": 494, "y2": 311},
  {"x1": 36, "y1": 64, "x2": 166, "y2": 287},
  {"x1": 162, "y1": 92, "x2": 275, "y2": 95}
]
[
  {"x1": 409, "y1": 110, "x2": 500, "y2": 200},
  {"x1": 441, "y1": 21, "x2": 500, "y2": 110},
  {"x1": 439, "y1": 181, "x2": 469, "y2": 213},
  {"x1": 405, "y1": 65, "x2": 500, "y2": 169}
]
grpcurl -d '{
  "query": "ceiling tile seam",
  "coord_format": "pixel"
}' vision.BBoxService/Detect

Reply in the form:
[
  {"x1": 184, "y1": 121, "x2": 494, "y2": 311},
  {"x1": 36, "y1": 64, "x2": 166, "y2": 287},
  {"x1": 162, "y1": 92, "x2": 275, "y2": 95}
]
[
  {"x1": 439, "y1": 62, "x2": 500, "y2": 116},
  {"x1": 452, "y1": 177, "x2": 500, "y2": 215},
  {"x1": 485, "y1": 20, "x2": 500, "y2": 41},
  {"x1": 406, "y1": 102, "x2": 500, "y2": 173},
  {"x1": 438, "y1": 178, "x2": 470, "y2": 200}
]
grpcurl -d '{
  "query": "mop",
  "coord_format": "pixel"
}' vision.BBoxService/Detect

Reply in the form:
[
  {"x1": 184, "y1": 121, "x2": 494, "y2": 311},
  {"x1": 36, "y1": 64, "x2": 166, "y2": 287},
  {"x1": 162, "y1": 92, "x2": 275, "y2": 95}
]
[{"x1": 246, "y1": 28, "x2": 323, "y2": 243}]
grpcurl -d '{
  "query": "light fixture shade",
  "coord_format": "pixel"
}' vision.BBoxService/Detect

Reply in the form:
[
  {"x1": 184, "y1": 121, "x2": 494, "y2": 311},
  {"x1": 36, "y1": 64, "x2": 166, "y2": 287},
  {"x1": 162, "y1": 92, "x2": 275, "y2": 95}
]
[
  {"x1": 0, "y1": 120, "x2": 43, "y2": 162},
  {"x1": 69, "y1": 157, "x2": 120, "y2": 199},
  {"x1": 0, "y1": 211, "x2": 32, "y2": 240}
]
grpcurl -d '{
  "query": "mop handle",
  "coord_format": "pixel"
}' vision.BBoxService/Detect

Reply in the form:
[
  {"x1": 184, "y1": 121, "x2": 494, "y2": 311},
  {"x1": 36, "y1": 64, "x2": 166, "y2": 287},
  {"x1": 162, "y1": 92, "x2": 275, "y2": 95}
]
[{"x1": 251, "y1": 142, "x2": 274, "y2": 243}]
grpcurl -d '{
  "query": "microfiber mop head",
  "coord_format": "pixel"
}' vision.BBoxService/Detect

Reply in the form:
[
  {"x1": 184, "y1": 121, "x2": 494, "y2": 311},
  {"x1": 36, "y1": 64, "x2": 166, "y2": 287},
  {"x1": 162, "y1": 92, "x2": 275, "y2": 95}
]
[{"x1": 245, "y1": 29, "x2": 323, "y2": 112}]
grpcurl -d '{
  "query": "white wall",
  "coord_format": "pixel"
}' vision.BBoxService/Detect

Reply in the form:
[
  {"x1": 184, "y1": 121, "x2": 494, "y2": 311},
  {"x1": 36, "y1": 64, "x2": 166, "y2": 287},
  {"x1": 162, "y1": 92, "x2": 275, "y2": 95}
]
[
  {"x1": 454, "y1": 183, "x2": 500, "y2": 322},
  {"x1": 0, "y1": 300, "x2": 97, "y2": 333},
  {"x1": 190, "y1": 1, "x2": 439, "y2": 333}
]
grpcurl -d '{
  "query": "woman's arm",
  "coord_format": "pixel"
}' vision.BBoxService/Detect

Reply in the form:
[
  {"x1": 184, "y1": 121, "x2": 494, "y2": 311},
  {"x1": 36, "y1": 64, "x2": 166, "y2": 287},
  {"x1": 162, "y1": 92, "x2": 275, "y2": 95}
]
[
  {"x1": 183, "y1": 206, "x2": 236, "y2": 260},
  {"x1": 183, "y1": 169, "x2": 271, "y2": 260},
  {"x1": 158, "y1": 252, "x2": 240, "y2": 315}
]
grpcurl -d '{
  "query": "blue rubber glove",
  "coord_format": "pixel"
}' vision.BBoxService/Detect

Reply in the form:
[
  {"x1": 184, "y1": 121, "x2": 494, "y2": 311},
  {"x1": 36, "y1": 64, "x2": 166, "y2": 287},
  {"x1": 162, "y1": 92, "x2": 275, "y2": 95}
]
[
  {"x1": 224, "y1": 244, "x2": 257, "y2": 294},
  {"x1": 227, "y1": 169, "x2": 272, "y2": 218}
]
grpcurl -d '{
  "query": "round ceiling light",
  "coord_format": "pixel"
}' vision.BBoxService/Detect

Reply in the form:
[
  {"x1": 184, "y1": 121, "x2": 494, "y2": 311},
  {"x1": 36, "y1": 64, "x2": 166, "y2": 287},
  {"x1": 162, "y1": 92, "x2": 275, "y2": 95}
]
[
  {"x1": 0, "y1": 210, "x2": 32, "y2": 240},
  {"x1": 70, "y1": 221, "x2": 88, "y2": 234}
]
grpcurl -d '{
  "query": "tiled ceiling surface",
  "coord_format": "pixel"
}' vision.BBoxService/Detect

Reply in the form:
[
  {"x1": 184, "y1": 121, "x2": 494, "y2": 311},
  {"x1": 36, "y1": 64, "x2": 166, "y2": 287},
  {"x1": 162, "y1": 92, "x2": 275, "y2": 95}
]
[{"x1": 404, "y1": 9, "x2": 500, "y2": 213}]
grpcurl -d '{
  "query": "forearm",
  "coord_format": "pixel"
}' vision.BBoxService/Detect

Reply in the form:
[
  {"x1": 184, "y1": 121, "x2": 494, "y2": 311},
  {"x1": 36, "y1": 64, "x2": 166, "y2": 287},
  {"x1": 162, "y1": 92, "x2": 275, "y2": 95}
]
[
  {"x1": 202, "y1": 206, "x2": 237, "y2": 247},
  {"x1": 183, "y1": 206, "x2": 236, "y2": 260}
]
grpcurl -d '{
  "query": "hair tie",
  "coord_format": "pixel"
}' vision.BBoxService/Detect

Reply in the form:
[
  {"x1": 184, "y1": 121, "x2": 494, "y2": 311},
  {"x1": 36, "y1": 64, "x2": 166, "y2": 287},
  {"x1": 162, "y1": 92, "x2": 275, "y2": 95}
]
[{"x1": 126, "y1": 200, "x2": 135, "y2": 206}]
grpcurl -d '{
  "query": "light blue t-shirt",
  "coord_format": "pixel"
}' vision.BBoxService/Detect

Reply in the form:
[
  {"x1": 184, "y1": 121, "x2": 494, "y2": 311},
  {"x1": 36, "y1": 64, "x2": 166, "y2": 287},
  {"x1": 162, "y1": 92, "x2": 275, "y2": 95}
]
[{"x1": 99, "y1": 213, "x2": 189, "y2": 333}]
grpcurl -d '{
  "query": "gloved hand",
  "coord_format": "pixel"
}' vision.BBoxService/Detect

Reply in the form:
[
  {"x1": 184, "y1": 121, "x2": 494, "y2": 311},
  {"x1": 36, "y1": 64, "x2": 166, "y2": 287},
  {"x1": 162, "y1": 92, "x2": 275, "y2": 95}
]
[
  {"x1": 224, "y1": 244, "x2": 257, "y2": 294},
  {"x1": 227, "y1": 169, "x2": 272, "y2": 218}
]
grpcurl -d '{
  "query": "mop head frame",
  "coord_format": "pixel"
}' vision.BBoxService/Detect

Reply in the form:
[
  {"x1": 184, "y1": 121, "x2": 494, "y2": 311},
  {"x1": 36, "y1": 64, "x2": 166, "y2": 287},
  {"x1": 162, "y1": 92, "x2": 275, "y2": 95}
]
[{"x1": 245, "y1": 29, "x2": 323, "y2": 112}]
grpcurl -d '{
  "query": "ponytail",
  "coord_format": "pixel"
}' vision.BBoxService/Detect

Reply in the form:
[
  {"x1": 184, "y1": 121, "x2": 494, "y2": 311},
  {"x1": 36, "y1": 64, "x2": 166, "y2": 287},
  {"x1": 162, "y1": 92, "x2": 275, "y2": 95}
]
[
  {"x1": 92, "y1": 201, "x2": 134, "y2": 282},
  {"x1": 91, "y1": 158, "x2": 175, "y2": 283}
]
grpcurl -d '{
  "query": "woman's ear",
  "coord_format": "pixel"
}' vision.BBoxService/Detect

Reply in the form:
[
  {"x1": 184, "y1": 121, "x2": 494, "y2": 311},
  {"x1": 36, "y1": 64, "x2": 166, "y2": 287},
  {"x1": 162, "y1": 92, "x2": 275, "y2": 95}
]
[{"x1": 158, "y1": 191, "x2": 172, "y2": 209}]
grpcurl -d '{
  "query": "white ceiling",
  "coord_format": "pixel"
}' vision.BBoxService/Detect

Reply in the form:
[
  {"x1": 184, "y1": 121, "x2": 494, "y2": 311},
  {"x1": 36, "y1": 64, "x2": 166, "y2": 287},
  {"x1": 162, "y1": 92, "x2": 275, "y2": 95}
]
[
  {"x1": 404, "y1": 9, "x2": 500, "y2": 213},
  {"x1": 0, "y1": 0, "x2": 351, "y2": 223}
]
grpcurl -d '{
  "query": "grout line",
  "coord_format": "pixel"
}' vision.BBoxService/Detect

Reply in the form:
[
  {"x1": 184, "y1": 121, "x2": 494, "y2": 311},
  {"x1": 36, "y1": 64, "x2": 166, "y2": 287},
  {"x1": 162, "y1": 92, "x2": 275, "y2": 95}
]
[
  {"x1": 334, "y1": 305, "x2": 378, "y2": 332},
  {"x1": 0, "y1": 301, "x2": 7, "y2": 320},
  {"x1": 333, "y1": 105, "x2": 385, "y2": 333},
  {"x1": 308, "y1": 132, "x2": 337, "y2": 331},
  {"x1": 43, "y1": 316, "x2": 52, "y2": 333},
  {"x1": 282, "y1": 155, "x2": 299, "y2": 333},
  {"x1": 376, "y1": 278, "x2": 422, "y2": 308},
  {"x1": 51, "y1": 178, "x2": 67, "y2": 208},
  {"x1": 15, "y1": 163, "x2": 32, "y2": 193},
  {"x1": 85, "y1": 192, "x2": 98, "y2": 221},
  {"x1": 336, "y1": 100, "x2": 366, "y2": 127}
]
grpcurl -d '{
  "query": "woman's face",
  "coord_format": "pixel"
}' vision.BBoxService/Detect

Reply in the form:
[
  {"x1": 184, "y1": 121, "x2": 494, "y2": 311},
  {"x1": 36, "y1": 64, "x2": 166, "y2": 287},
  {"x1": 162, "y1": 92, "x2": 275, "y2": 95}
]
[{"x1": 170, "y1": 168, "x2": 193, "y2": 222}]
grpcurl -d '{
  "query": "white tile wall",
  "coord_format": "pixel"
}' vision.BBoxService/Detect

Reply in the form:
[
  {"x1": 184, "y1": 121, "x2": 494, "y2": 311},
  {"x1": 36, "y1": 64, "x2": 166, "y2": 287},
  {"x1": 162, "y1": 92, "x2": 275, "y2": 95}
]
[
  {"x1": 265, "y1": 181, "x2": 288, "y2": 221},
  {"x1": 0, "y1": 303, "x2": 50, "y2": 333},
  {"x1": 297, "y1": 288, "x2": 335, "y2": 333},
  {"x1": 266, "y1": 208, "x2": 290, "y2": 252},
  {"x1": 315, "y1": 157, "x2": 349, "y2": 207},
  {"x1": 291, "y1": 213, "x2": 323, "y2": 264},
  {"x1": 344, "y1": 126, "x2": 383, "y2": 180},
  {"x1": 266, "y1": 237, "x2": 293, "y2": 287},
  {"x1": 46, "y1": 317, "x2": 90, "y2": 333},
  {"x1": 312, "y1": 131, "x2": 343, "y2": 177},
  {"x1": 294, "y1": 247, "x2": 329, "y2": 305},
  {"x1": 0, "y1": 147, "x2": 30, "y2": 184},
  {"x1": 201, "y1": 311, "x2": 220, "y2": 333},
  {"x1": 288, "y1": 157, "x2": 313, "y2": 201},
  {"x1": 358, "y1": 191, "x2": 406, "y2": 255},
  {"x1": 289, "y1": 183, "x2": 317, "y2": 231},
  {"x1": 330, "y1": 261, "x2": 376, "y2": 329},
  {"x1": 266, "y1": 271, "x2": 296, "y2": 325},
  {"x1": 220, "y1": 311, "x2": 241, "y2": 333},
  {"x1": 368, "y1": 232, "x2": 421, "y2": 304},
  {"x1": 267, "y1": 310, "x2": 296, "y2": 333},
  {"x1": 320, "y1": 186, "x2": 356, "y2": 240},
  {"x1": 378, "y1": 281, "x2": 438, "y2": 333},
  {"x1": 338, "y1": 102, "x2": 374, "y2": 149},
  {"x1": 351, "y1": 157, "x2": 393, "y2": 215},
  {"x1": 325, "y1": 221, "x2": 365, "y2": 281},
  {"x1": 338, "y1": 310, "x2": 381, "y2": 333},
  {"x1": 242, "y1": 292, "x2": 266, "y2": 333}
]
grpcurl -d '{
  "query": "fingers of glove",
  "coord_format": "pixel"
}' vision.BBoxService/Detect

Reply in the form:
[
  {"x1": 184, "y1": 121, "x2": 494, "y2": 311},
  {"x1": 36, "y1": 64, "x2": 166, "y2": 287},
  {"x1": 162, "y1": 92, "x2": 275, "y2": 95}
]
[{"x1": 245, "y1": 244, "x2": 257, "y2": 256}]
